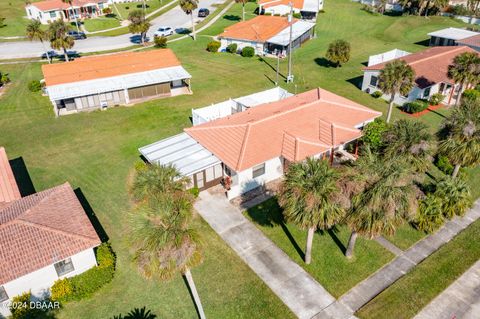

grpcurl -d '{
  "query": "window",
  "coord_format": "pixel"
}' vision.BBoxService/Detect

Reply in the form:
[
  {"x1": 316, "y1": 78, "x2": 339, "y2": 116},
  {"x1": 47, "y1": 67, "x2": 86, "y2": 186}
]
[
  {"x1": 49, "y1": 11, "x2": 56, "y2": 18},
  {"x1": 252, "y1": 163, "x2": 265, "y2": 178},
  {"x1": 54, "y1": 258, "x2": 75, "y2": 277},
  {"x1": 0, "y1": 286, "x2": 8, "y2": 302},
  {"x1": 369, "y1": 75, "x2": 378, "y2": 87},
  {"x1": 423, "y1": 87, "x2": 431, "y2": 98}
]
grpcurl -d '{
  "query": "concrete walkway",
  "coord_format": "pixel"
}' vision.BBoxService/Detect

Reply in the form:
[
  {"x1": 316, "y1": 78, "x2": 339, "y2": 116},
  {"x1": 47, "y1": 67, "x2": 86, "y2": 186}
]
[
  {"x1": 194, "y1": 191, "x2": 335, "y2": 319},
  {"x1": 413, "y1": 259, "x2": 480, "y2": 319},
  {"x1": 313, "y1": 200, "x2": 480, "y2": 319}
]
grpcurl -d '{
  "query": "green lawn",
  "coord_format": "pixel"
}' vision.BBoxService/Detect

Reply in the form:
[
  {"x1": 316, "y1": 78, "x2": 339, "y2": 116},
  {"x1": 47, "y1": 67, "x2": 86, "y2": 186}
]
[
  {"x1": 384, "y1": 224, "x2": 426, "y2": 250},
  {"x1": 0, "y1": 0, "x2": 35, "y2": 37},
  {"x1": 244, "y1": 198, "x2": 394, "y2": 297},
  {"x1": 82, "y1": 16, "x2": 121, "y2": 33},
  {"x1": 1, "y1": 0, "x2": 479, "y2": 317},
  {"x1": 357, "y1": 218, "x2": 480, "y2": 319}
]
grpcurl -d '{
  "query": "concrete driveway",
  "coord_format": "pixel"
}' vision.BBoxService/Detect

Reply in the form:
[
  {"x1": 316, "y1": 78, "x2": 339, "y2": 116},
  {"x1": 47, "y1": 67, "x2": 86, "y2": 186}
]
[{"x1": 0, "y1": 0, "x2": 225, "y2": 60}]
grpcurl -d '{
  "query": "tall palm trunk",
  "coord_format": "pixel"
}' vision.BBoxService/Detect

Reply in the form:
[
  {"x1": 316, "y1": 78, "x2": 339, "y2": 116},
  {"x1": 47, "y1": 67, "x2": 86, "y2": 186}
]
[
  {"x1": 386, "y1": 93, "x2": 395, "y2": 123},
  {"x1": 452, "y1": 163, "x2": 461, "y2": 178},
  {"x1": 191, "y1": 13, "x2": 196, "y2": 40},
  {"x1": 40, "y1": 39, "x2": 51, "y2": 64},
  {"x1": 242, "y1": 3, "x2": 245, "y2": 21},
  {"x1": 345, "y1": 231, "x2": 358, "y2": 259},
  {"x1": 63, "y1": 47, "x2": 69, "y2": 62},
  {"x1": 184, "y1": 268, "x2": 206, "y2": 319},
  {"x1": 305, "y1": 227, "x2": 315, "y2": 264},
  {"x1": 69, "y1": 2, "x2": 80, "y2": 32},
  {"x1": 455, "y1": 82, "x2": 464, "y2": 106}
]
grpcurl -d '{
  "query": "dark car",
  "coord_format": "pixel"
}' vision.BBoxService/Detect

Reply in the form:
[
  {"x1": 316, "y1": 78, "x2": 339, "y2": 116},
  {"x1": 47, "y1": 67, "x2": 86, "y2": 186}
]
[
  {"x1": 198, "y1": 8, "x2": 210, "y2": 17},
  {"x1": 67, "y1": 30, "x2": 87, "y2": 40}
]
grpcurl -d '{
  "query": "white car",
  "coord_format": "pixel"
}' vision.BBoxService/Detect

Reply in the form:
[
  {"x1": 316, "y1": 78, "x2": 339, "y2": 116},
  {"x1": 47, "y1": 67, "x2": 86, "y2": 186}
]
[{"x1": 153, "y1": 27, "x2": 174, "y2": 37}]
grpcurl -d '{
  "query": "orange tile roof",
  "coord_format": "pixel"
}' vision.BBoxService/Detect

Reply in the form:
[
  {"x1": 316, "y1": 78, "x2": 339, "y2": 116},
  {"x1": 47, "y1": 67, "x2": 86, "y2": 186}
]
[
  {"x1": 29, "y1": 0, "x2": 104, "y2": 12},
  {"x1": 0, "y1": 183, "x2": 101, "y2": 285},
  {"x1": 0, "y1": 147, "x2": 21, "y2": 205},
  {"x1": 259, "y1": 0, "x2": 305, "y2": 10},
  {"x1": 42, "y1": 49, "x2": 182, "y2": 86},
  {"x1": 185, "y1": 88, "x2": 381, "y2": 171},
  {"x1": 364, "y1": 46, "x2": 478, "y2": 89},
  {"x1": 218, "y1": 15, "x2": 297, "y2": 42}
]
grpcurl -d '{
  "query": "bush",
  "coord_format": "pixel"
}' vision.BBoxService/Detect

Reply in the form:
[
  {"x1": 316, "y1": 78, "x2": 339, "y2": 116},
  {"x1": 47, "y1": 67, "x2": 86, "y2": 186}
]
[
  {"x1": 292, "y1": 12, "x2": 302, "y2": 18},
  {"x1": 0, "y1": 71, "x2": 10, "y2": 86},
  {"x1": 414, "y1": 195, "x2": 444, "y2": 233},
  {"x1": 241, "y1": 46, "x2": 255, "y2": 57},
  {"x1": 206, "y1": 40, "x2": 221, "y2": 52},
  {"x1": 102, "y1": 7, "x2": 112, "y2": 14},
  {"x1": 9, "y1": 292, "x2": 52, "y2": 319},
  {"x1": 226, "y1": 43, "x2": 237, "y2": 53},
  {"x1": 50, "y1": 243, "x2": 115, "y2": 303},
  {"x1": 264, "y1": 12, "x2": 272, "y2": 16},
  {"x1": 429, "y1": 93, "x2": 444, "y2": 106},
  {"x1": 28, "y1": 80, "x2": 41, "y2": 92},
  {"x1": 153, "y1": 35, "x2": 167, "y2": 48},
  {"x1": 361, "y1": 118, "x2": 387, "y2": 151},
  {"x1": 189, "y1": 186, "x2": 200, "y2": 198},
  {"x1": 434, "y1": 154, "x2": 454, "y2": 175},
  {"x1": 325, "y1": 39, "x2": 351, "y2": 67},
  {"x1": 402, "y1": 99, "x2": 428, "y2": 114},
  {"x1": 462, "y1": 89, "x2": 480, "y2": 103},
  {"x1": 371, "y1": 91, "x2": 382, "y2": 98}
]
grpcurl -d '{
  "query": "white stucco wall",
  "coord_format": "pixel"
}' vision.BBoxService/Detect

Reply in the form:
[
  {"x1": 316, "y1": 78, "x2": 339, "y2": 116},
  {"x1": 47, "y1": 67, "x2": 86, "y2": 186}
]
[
  {"x1": 0, "y1": 248, "x2": 97, "y2": 317},
  {"x1": 226, "y1": 157, "x2": 284, "y2": 199},
  {"x1": 263, "y1": 5, "x2": 300, "y2": 15},
  {"x1": 219, "y1": 38, "x2": 265, "y2": 55},
  {"x1": 25, "y1": 6, "x2": 63, "y2": 24}
]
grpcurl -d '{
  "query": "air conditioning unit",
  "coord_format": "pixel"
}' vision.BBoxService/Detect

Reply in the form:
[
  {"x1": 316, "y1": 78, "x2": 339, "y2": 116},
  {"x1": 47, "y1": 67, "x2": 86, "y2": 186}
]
[{"x1": 100, "y1": 101, "x2": 108, "y2": 110}]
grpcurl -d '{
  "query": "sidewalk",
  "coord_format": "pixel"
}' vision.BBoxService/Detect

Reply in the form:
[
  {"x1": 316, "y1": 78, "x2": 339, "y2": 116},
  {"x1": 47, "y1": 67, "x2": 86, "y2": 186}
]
[
  {"x1": 194, "y1": 191, "x2": 335, "y2": 319},
  {"x1": 413, "y1": 259, "x2": 480, "y2": 319},
  {"x1": 313, "y1": 200, "x2": 480, "y2": 319}
]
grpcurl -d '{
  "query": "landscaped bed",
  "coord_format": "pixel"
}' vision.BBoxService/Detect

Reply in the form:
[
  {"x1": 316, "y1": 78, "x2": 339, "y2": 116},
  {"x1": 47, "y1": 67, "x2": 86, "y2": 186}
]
[{"x1": 244, "y1": 198, "x2": 394, "y2": 297}]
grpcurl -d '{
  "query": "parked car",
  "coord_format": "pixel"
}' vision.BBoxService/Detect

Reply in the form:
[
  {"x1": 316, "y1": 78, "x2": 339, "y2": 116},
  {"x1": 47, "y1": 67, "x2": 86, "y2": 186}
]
[
  {"x1": 153, "y1": 26, "x2": 174, "y2": 37},
  {"x1": 198, "y1": 8, "x2": 210, "y2": 17},
  {"x1": 67, "y1": 30, "x2": 87, "y2": 40}
]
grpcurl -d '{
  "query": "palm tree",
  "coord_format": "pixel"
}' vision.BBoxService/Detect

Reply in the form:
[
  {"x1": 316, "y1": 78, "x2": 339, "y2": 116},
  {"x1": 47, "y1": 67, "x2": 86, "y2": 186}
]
[
  {"x1": 131, "y1": 196, "x2": 205, "y2": 319},
  {"x1": 279, "y1": 158, "x2": 345, "y2": 264},
  {"x1": 378, "y1": 60, "x2": 416, "y2": 123},
  {"x1": 438, "y1": 98, "x2": 480, "y2": 178},
  {"x1": 61, "y1": 0, "x2": 80, "y2": 32},
  {"x1": 48, "y1": 20, "x2": 74, "y2": 62},
  {"x1": 344, "y1": 156, "x2": 417, "y2": 259},
  {"x1": 434, "y1": 176, "x2": 472, "y2": 218},
  {"x1": 235, "y1": 0, "x2": 248, "y2": 21},
  {"x1": 180, "y1": 0, "x2": 199, "y2": 40},
  {"x1": 26, "y1": 20, "x2": 52, "y2": 64},
  {"x1": 448, "y1": 52, "x2": 480, "y2": 106},
  {"x1": 128, "y1": 10, "x2": 151, "y2": 45},
  {"x1": 382, "y1": 119, "x2": 434, "y2": 173}
]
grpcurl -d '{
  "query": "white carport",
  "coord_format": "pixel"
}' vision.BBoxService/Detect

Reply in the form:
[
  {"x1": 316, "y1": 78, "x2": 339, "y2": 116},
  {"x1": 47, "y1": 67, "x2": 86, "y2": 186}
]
[
  {"x1": 266, "y1": 21, "x2": 316, "y2": 47},
  {"x1": 139, "y1": 133, "x2": 223, "y2": 190}
]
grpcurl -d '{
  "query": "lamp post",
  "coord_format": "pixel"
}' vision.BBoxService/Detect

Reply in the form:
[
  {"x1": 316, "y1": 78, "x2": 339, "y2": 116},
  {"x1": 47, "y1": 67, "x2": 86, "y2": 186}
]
[{"x1": 286, "y1": 2, "x2": 294, "y2": 83}]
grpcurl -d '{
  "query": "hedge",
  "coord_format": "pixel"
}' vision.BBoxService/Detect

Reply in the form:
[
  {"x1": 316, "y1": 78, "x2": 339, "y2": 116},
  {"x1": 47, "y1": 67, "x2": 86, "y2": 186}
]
[
  {"x1": 206, "y1": 41, "x2": 221, "y2": 53},
  {"x1": 226, "y1": 43, "x2": 237, "y2": 53},
  {"x1": 241, "y1": 46, "x2": 255, "y2": 57},
  {"x1": 51, "y1": 243, "x2": 115, "y2": 303},
  {"x1": 403, "y1": 100, "x2": 428, "y2": 114}
]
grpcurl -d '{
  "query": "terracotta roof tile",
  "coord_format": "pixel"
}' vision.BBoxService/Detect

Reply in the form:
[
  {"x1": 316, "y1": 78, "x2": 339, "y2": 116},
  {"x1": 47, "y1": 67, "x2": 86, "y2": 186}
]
[
  {"x1": 364, "y1": 46, "x2": 478, "y2": 89},
  {"x1": 218, "y1": 15, "x2": 297, "y2": 42},
  {"x1": 29, "y1": 0, "x2": 104, "y2": 12},
  {"x1": 185, "y1": 88, "x2": 381, "y2": 171},
  {"x1": 0, "y1": 183, "x2": 101, "y2": 285},
  {"x1": 0, "y1": 147, "x2": 21, "y2": 204},
  {"x1": 259, "y1": 0, "x2": 305, "y2": 9},
  {"x1": 42, "y1": 49, "x2": 182, "y2": 86}
]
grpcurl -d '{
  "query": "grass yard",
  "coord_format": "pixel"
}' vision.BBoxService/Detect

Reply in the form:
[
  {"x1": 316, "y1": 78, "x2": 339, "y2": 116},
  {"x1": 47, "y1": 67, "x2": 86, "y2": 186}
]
[
  {"x1": 82, "y1": 16, "x2": 121, "y2": 33},
  {"x1": 357, "y1": 218, "x2": 480, "y2": 319},
  {"x1": 244, "y1": 198, "x2": 394, "y2": 297},
  {"x1": 1, "y1": 0, "x2": 479, "y2": 317},
  {"x1": 0, "y1": 0, "x2": 35, "y2": 37},
  {"x1": 384, "y1": 224, "x2": 426, "y2": 250}
]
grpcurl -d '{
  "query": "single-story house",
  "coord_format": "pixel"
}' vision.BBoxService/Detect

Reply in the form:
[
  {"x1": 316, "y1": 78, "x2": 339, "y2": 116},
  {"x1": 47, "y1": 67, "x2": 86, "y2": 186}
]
[
  {"x1": 361, "y1": 46, "x2": 478, "y2": 106},
  {"x1": 217, "y1": 15, "x2": 316, "y2": 56},
  {"x1": 26, "y1": 0, "x2": 109, "y2": 24},
  {"x1": 356, "y1": 0, "x2": 403, "y2": 11},
  {"x1": 0, "y1": 147, "x2": 101, "y2": 317},
  {"x1": 258, "y1": 0, "x2": 324, "y2": 19},
  {"x1": 428, "y1": 27, "x2": 479, "y2": 47},
  {"x1": 41, "y1": 49, "x2": 192, "y2": 116},
  {"x1": 456, "y1": 34, "x2": 480, "y2": 51},
  {"x1": 140, "y1": 88, "x2": 381, "y2": 199}
]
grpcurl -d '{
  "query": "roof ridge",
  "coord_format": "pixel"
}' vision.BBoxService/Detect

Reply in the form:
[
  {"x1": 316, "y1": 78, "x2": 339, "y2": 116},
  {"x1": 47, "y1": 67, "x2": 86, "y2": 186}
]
[
  {"x1": 408, "y1": 46, "x2": 467, "y2": 66},
  {"x1": 186, "y1": 122, "x2": 249, "y2": 131},
  {"x1": 236, "y1": 123, "x2": 253, "y2": 170}
]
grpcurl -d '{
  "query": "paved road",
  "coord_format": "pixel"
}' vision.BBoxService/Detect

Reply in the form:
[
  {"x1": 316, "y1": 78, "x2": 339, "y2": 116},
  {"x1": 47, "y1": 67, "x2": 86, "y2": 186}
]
[
  {"x1": 414, "y1": 259, "x2": 480, "y2": 319},
  {"x1": 0, "y1": 0, "x2": 225, "y2": 60},
  {"x1": 194, "y1": 190, "x2": 335, "y2": 319}
]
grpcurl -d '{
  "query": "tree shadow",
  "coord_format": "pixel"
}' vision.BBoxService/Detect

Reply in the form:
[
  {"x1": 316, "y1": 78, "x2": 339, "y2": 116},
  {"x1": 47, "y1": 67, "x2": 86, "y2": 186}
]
[
  {"x1": 258, "y1": 56, "x2": 286, "y2": 80},
  {"x1": 327, "y1": 227, "x2": 346, "y2": 254},
  {"x1": 74, "y1": 188, "x2": 109, "y2": 242},
  {"x1": 314, "y1": 57, "x2": 333, "y2": 68},
  {"x1": 245, "y1": 198, "x2": 305, "y2": 260},
  {"x1": 9, "y1": 157, "x2": 36, "y2": 196},
  {"x1": 223, "y1": 14, "x2": 241, "y2": 21},
  {"x1": 111, "y1": 306, "x2": 157, "y2": 319},
  {"x1": 346, "y1": 75, "x2": 364, "y2": 89},
  {"x1": 414, "y1": 39, "x2": 430, "y2": 47}
]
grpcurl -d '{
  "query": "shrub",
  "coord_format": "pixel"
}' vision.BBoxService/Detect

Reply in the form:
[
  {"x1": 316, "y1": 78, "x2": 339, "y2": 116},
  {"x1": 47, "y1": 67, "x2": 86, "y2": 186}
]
[
  {"x1": 429, "y1": 93, "x2": 444, "y2": 105},
  {"x1": 273, "y1": 13, "x2": 281, "y2": 16},
  {"x1": 462, "y1": 89, "x2": 480, "y2": 103},
  {"x1": 9, "y1": 292, "x2": 52, "y2": 319},
  {"x1": 189, "y1": 186, "x2": 200, "y2": 198},
  {"x1": 125, "y1": 6, "x2": 129, "y2": 9},
  {"x1": 153, "y1": 35, "x2": 167, "y2": 48},
  {"x1": 0, "y1": 71, "x2": 10, "y2": 86},
  {"x1": 226, "y1": 43, "x2": 237, "y2": 53},
  {"x1": 361, "y1": 118, "x2": 387, "y2": 151},
  {"x1": 50, "y1": 243, "x2": 115, "y2": 303},
  {"x1": 102, "y1": 7, "x2": 112, "y2": 14},
  {"x1": 414, "y1": 195, "x2": 444, "y2": 233},
  {"x1": 28, "y1": 80, "x2": 41, "y2": 92},
  {"x1": 241, "y1": 46, "x2": 255, "y2": 57},
  {"x1": 292, "y1": 12, "x2": 302, "y2": 18},
  {"x1": 371, "y1": 91, "x2": 382, "y2": 98},
  {"x1": 402, "y1": 99, "x2": 428, "y2": 114},
  {"x1": 206, "y1": 40, "x2": 221, "y2": 52},
  {"x1": 325, "y1": 39, "x2": 351, "y2": 67},
  {"x1": 434, "y1": 154, "x2": 454, "y2": 175},
  {"x1": 264, "y1": 12, "x2": 272, "y2": 16}
]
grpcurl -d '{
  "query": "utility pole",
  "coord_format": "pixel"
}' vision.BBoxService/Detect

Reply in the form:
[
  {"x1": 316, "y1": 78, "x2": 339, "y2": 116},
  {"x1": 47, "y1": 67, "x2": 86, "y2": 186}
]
[
  {"x1": 276, "y1": 53, "x2": 280, "y2": 86},
  {"x1": 286, "y1": 2, "x2": 294, "y2": 83}
]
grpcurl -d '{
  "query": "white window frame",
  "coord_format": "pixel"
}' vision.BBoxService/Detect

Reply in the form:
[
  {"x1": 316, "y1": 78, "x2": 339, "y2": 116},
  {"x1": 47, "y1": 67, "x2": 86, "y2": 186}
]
[
  {"x1": 54, "y1": 258, "x2": 75, "y2": 277},
  {"x1": 252, "y1": 163, "x2": 266, "y2": 178}
]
